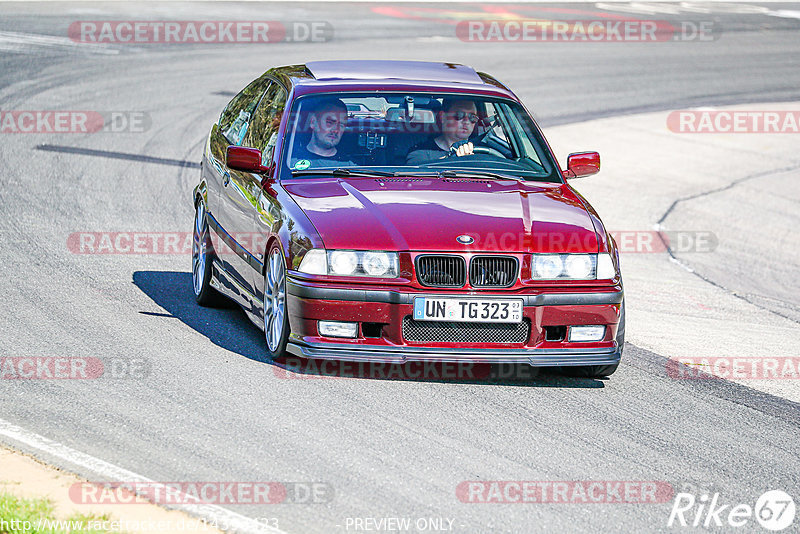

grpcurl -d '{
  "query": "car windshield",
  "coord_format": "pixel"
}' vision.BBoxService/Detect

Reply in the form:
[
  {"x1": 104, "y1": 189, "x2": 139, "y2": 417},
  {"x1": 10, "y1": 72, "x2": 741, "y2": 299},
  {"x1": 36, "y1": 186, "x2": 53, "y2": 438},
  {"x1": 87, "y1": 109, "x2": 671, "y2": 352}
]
[{"x1": 280, "y1": 92, "x2": 561, "y2": 183}]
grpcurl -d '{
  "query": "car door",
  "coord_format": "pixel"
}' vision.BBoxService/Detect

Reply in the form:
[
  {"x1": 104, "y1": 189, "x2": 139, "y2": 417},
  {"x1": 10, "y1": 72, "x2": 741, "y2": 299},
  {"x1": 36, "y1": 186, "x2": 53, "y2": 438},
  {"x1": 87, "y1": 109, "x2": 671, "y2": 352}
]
[
  {"x1": 207, "y1": 75, "x2": 271, "y2": 294},
  {"x1": 243, "y1": 82, "x2": 289, "y2": 301},
  {"x1": 218, "y1": 80, "x2": 287, "y2": 294}
]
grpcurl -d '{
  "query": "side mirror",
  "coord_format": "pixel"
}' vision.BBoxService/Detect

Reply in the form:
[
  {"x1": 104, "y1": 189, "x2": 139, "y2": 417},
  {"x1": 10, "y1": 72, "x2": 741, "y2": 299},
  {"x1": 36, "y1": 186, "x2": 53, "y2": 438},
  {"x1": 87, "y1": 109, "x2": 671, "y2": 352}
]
[
  {"x1": 563, "y1": 151, "x2": 600, "y2": 179},
  {"x1": 226, "y1": 146, "x2": 271, "y2": 174}
]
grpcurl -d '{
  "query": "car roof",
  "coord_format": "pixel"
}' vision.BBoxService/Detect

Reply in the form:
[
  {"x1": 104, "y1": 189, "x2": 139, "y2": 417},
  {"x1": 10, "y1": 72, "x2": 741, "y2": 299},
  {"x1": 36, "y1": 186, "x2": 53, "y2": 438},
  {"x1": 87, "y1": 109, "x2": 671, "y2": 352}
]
[
  {"x1": 267, "y1": 61, "x2": 515, "y2": 99},
  {"x1": 306, "y1": 60, "x2": 484, "y2": 84}
]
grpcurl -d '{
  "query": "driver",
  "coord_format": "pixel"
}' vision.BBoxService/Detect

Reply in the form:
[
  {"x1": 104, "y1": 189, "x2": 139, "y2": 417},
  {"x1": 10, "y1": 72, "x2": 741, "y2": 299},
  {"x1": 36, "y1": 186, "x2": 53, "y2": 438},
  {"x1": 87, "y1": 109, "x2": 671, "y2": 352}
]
[
  {"x1": 405, "y1": 98, "x2": 480, "y2": 165},
  {"x1": 291, "y1": 97, "x2": 355, "y2": 169}
]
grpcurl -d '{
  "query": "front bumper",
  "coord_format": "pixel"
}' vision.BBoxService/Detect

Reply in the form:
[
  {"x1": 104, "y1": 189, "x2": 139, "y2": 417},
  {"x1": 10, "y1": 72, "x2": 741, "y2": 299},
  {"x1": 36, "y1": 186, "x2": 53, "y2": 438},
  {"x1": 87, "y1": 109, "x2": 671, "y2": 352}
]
[
  {"x1": 287, "y1": 342, "x2": 621, "y2": 366},
  {"x1": 285, "y1": 277, "x2": 623, "y2": 367}
]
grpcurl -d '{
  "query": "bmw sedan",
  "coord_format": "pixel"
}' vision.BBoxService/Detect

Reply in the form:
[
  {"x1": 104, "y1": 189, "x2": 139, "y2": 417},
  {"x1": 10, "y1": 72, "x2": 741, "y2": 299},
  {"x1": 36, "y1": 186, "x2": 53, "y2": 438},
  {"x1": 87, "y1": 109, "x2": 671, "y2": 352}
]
[{"x1": 192, "y1": 60, "x2": 624, "y2": 378}]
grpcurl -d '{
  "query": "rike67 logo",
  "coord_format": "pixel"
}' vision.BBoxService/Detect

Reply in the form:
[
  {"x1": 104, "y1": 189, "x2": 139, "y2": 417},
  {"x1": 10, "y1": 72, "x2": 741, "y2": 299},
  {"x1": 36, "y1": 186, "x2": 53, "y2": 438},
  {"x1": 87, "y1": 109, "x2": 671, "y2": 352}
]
[{"x1": 668, "y1": 490, "x2": 796, "y2": 530}]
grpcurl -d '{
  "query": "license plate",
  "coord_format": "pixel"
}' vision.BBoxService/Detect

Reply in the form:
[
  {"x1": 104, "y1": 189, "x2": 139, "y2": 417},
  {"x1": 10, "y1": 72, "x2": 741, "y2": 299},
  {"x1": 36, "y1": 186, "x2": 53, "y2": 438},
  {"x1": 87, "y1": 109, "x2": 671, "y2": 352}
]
[{"x1": 413, "y1": 297, "x2": 523, "y2": 323}]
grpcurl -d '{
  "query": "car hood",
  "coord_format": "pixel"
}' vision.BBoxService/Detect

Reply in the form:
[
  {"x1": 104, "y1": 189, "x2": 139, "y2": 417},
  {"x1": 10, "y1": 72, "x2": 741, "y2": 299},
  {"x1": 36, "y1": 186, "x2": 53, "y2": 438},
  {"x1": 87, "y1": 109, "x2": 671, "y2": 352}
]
[{"x1": 283, "y1": 177, "x2": 599, "y2": 253}]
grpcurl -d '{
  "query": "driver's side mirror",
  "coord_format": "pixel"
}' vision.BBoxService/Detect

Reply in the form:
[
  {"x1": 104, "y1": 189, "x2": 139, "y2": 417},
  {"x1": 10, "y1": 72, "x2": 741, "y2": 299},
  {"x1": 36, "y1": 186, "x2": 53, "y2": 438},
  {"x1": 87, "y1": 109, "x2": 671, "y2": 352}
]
[
  {"x1": 226, "y1": 146, "x2": 272, "y2": 175},
  {"x1": 563, "y1": 151, "x2": 600, "y2": 179}
]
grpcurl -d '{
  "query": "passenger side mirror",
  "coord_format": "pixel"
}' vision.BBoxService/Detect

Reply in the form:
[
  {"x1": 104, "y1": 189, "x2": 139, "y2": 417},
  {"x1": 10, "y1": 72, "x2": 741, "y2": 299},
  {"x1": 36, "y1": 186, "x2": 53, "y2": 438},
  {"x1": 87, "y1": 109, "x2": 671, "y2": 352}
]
[
  {"x1": 563, "y1": 151, "x2": 600, "y2": 179},
  {"x1": 226, "y1": 146, "x2": 271, "y2": 174}
]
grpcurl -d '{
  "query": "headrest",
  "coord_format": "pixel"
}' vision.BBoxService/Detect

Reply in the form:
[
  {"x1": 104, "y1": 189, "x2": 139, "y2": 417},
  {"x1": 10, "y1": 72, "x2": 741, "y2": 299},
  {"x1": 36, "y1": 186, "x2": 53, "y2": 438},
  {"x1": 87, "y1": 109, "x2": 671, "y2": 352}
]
[{"x1": 385, "y1": 108, "x2": 436, "y2": 124}]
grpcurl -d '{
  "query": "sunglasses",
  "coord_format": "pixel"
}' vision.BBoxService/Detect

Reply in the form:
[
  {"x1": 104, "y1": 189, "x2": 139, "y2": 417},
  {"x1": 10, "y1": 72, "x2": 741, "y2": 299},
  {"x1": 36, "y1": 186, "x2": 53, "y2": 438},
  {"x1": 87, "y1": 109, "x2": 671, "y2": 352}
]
[{"x1": 448, "y1": 111, "x2": 479, "y2": 124}]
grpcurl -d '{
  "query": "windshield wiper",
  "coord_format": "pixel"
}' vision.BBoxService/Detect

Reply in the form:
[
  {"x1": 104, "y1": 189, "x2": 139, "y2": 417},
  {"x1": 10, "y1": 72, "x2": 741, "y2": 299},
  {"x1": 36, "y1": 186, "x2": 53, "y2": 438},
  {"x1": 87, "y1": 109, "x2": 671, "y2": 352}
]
[
  {"x1": 438, "y1": 169, "x2": 522, "y2": 181},
  {"x1": 291, "y1": 167, "x2": 395, "y2": 177},
  {"x1": 290, "y1": 167, "x2": 525, "y2": 181}
]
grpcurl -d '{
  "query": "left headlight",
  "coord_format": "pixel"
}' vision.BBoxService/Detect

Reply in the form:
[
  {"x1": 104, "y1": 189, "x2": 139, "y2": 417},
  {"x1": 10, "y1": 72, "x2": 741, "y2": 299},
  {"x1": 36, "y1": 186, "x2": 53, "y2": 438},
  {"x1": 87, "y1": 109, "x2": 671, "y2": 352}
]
[
  {"x1": 298, "y1": 249, "x2": 399, "y2": 278},
  {"x1": 531, "y1": 253, "x2": 617, "y2": 280}
]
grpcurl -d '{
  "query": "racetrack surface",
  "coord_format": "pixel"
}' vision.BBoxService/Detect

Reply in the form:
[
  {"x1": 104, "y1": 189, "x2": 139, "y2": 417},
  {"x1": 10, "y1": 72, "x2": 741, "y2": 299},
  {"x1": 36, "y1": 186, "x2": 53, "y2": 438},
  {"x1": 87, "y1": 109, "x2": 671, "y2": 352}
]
[{"x1": 1, "y1": 3, "x2": 799, "y2": 532}]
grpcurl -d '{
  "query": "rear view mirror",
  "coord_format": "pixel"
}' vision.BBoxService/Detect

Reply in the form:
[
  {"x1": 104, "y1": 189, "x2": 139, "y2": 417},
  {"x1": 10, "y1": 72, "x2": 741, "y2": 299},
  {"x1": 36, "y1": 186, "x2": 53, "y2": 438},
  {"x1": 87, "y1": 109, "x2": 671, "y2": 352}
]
[
  {"x1": 226, "y1": 146, "x2": 271, "y2": 174},
  {"x1": 563, "y1": 151, "x2": 600, "y2": 179}
]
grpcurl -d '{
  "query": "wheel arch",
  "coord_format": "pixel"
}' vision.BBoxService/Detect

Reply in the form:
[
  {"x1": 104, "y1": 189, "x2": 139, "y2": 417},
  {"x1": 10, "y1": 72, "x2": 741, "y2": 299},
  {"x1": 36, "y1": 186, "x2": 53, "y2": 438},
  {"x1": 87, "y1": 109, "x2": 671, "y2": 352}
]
[
  {"x1": 193, "y1": 180, "x2": 209, "y2": 208},
  {"x1": 262, "y1": 234, "x2": 287, "y2": 276}
]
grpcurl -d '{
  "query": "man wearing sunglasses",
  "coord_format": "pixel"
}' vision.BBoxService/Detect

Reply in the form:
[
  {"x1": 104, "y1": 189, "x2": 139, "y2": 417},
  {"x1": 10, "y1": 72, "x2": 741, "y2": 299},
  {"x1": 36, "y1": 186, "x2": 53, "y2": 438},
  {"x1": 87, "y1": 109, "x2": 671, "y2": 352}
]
[{"x1": 406, "y1": 98, "x2": 480, "y2": 165}]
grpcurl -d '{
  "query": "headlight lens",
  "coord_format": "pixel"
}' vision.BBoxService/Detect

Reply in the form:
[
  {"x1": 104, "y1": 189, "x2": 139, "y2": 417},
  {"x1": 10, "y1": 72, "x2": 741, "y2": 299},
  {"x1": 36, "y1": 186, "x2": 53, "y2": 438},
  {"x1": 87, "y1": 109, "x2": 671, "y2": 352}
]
[
  {"x1": 297, "y1": 249, "x2": 327, "y2": 275},
  {"x1": 362, "y1": 252, "x2": 393, "y2": 277},
  {"x1": 564, "y1": 255, "x2": 593, "y2": 279},
  {"x1": 596, "y1": 253, "x2": 616, "y2": 279},
  {"x1": 297, "y1": 249, "x2": 399, "y2": 278},
  {"x1": 533, "y1": 255, "x2": 565, "y2": 279},
  {"x1": 329, "y1": 250, "x2": 358, "y2": 275},
  {"x1": 531, "y1": 254, "x2": 616, "y2": 280}
]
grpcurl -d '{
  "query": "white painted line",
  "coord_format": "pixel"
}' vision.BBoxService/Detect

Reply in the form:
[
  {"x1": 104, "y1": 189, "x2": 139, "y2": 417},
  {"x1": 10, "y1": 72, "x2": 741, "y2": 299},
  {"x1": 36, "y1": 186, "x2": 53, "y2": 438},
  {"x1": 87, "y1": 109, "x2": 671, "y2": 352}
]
[
  {"x1": 0, "y1": 419, "x2": 286, "y2": 534},
  {"x1": 668, "y1": 256, "x2": 695, "y2": 273},
  {"x1": 0, "y1": 31, "x2": 119, "y2": 55},
  {"x1": 769, "y1": 9, "x2": 800, "y2": 19},
  {"x1": 3, "y1": 0, "x2": 798, "y2": 3}
]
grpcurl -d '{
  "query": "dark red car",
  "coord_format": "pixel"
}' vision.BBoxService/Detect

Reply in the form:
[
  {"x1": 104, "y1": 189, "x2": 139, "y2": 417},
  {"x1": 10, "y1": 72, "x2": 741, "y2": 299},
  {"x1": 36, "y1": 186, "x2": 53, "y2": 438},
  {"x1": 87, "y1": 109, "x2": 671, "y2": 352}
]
[{"x1": 192, "y1": 60, "x2": 624, "y2": 377}]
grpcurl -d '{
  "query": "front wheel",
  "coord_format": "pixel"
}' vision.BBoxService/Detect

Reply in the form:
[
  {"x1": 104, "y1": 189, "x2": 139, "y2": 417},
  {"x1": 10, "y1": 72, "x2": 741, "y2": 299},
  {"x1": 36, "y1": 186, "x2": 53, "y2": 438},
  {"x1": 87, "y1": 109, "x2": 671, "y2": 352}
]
[
  {"x1": 192, "y1": 200, "x2": 225, "y2": 307},
  {"x1": 263, "y1": 244, "x2": 290, "y2": 360}
]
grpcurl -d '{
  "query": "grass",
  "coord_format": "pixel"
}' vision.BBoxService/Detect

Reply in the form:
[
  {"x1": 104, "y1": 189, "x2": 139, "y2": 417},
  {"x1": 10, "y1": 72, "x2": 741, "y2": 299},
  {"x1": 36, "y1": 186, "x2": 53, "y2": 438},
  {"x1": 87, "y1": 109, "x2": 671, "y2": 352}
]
[{"x1": 0, "y1": 493, "x2": 122, "y2": 533}]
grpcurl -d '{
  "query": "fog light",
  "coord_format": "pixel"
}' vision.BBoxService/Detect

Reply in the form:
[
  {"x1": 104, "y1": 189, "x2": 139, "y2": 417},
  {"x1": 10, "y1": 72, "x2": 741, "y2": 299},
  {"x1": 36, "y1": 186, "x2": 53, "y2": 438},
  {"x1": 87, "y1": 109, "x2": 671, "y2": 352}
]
[
  {"x1": 318, "y1": 321, "x2": 358, "y2": 338},
  {"x1": 569, "y1": 325, "x2": 605, "y2": 342}
]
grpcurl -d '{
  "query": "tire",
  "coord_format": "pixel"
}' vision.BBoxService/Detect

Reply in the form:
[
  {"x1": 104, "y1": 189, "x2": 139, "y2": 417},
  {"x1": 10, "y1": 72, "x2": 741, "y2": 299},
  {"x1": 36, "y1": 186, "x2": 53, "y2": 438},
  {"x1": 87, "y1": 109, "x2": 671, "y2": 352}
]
[
  {"x1": 262, "y1": 243, "x2": 290, "y2": 360},
  {"x1": 192, "y1": 200, "x2": 225, "y2": 307},
  {"x1": 562, "y1": 300, "x2": 625, "y2": 378}
]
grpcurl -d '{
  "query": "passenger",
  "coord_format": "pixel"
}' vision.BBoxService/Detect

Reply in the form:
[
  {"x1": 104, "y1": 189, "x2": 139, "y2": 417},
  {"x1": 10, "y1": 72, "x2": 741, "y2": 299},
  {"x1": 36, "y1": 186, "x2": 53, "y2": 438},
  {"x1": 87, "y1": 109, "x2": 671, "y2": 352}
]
[
  {"x1": 291, "y1": 98, "x2": 355, "y2": 169},
  {"x1": 406, "y1": 98, "x2": 480, "y2": 165}
]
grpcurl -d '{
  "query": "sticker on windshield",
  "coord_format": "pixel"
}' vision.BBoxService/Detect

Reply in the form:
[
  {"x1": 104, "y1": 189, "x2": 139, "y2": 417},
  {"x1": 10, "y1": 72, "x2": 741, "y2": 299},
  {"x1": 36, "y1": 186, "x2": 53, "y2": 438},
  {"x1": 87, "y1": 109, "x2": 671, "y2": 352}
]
[{"x1": 294, "y1": 159, "x2": 311, "y2": 170}]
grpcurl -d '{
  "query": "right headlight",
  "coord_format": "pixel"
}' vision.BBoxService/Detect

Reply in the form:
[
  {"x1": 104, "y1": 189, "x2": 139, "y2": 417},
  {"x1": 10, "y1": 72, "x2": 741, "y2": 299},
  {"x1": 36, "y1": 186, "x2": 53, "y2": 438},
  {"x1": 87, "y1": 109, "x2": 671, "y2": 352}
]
[
  {"x1": 298, "y1": 249, "x2": 399, "y2": 278},
  {"x1": 531, "y1": 253, "x2": 616, "y2": 280}
]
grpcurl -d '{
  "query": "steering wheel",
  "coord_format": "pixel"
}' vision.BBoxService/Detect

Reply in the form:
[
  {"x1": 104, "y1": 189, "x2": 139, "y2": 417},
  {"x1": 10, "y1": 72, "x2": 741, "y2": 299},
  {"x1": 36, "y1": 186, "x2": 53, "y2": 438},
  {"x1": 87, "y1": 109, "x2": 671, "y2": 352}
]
[{"x1": 471, "y1": 145, "x2": 506, "y2": 158}]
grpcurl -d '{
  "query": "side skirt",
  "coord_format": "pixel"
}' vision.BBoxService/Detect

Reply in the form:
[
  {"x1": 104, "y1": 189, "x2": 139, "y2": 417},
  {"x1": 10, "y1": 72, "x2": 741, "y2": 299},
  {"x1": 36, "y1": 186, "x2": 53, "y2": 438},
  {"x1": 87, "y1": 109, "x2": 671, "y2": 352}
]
[{"x1": 210, "y1": 259, "x2": 265, "y2": 331}]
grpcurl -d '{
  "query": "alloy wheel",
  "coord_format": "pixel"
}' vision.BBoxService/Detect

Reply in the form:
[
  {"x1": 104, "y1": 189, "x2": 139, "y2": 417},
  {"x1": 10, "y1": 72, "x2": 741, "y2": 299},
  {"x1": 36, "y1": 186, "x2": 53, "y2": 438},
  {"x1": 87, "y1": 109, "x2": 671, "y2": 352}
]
[
  {"x1": 192, "y1": 202, "x2": 207, "y2": 296},
  {"x1": 264, "y1": 248, "x2": 287, "y2": 352}
]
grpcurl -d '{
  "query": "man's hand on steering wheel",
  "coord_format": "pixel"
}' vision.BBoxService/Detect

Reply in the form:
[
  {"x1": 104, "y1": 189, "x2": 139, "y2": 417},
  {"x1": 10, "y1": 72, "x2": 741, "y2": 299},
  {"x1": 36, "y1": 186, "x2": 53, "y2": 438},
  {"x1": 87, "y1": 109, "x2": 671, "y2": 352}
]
[
  {"x1": 449, "y1": 139, "x2": 506, "y2": 159},
  {"x1": 450, "y1": 140, "x2": 474, "y2": 157}
]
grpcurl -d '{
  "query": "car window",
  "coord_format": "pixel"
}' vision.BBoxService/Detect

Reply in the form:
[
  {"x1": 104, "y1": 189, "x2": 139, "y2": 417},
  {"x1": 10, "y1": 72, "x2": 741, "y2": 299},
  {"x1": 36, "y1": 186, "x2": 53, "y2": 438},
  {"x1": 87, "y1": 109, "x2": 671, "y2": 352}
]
[
  {"x1": 218, "y1": 76, "x2": 271, "y2": 146},
  {"x1": 279, "y1": 92, "x2": 561, "y2": 183},
  {"x1": 246, "y1": 82, "x2": 288, "y2": 167},
  {"x1": 482, "y1": 102, "x2": 512, "y2": 152}
]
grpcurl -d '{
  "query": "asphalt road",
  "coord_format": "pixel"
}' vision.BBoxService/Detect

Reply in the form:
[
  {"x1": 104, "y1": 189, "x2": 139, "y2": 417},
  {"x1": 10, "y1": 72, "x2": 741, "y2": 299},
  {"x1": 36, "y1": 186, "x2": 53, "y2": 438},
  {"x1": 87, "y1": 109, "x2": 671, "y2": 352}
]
[{"x1": 1, "y1": 3, "x2": 799, "y2": 533}]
